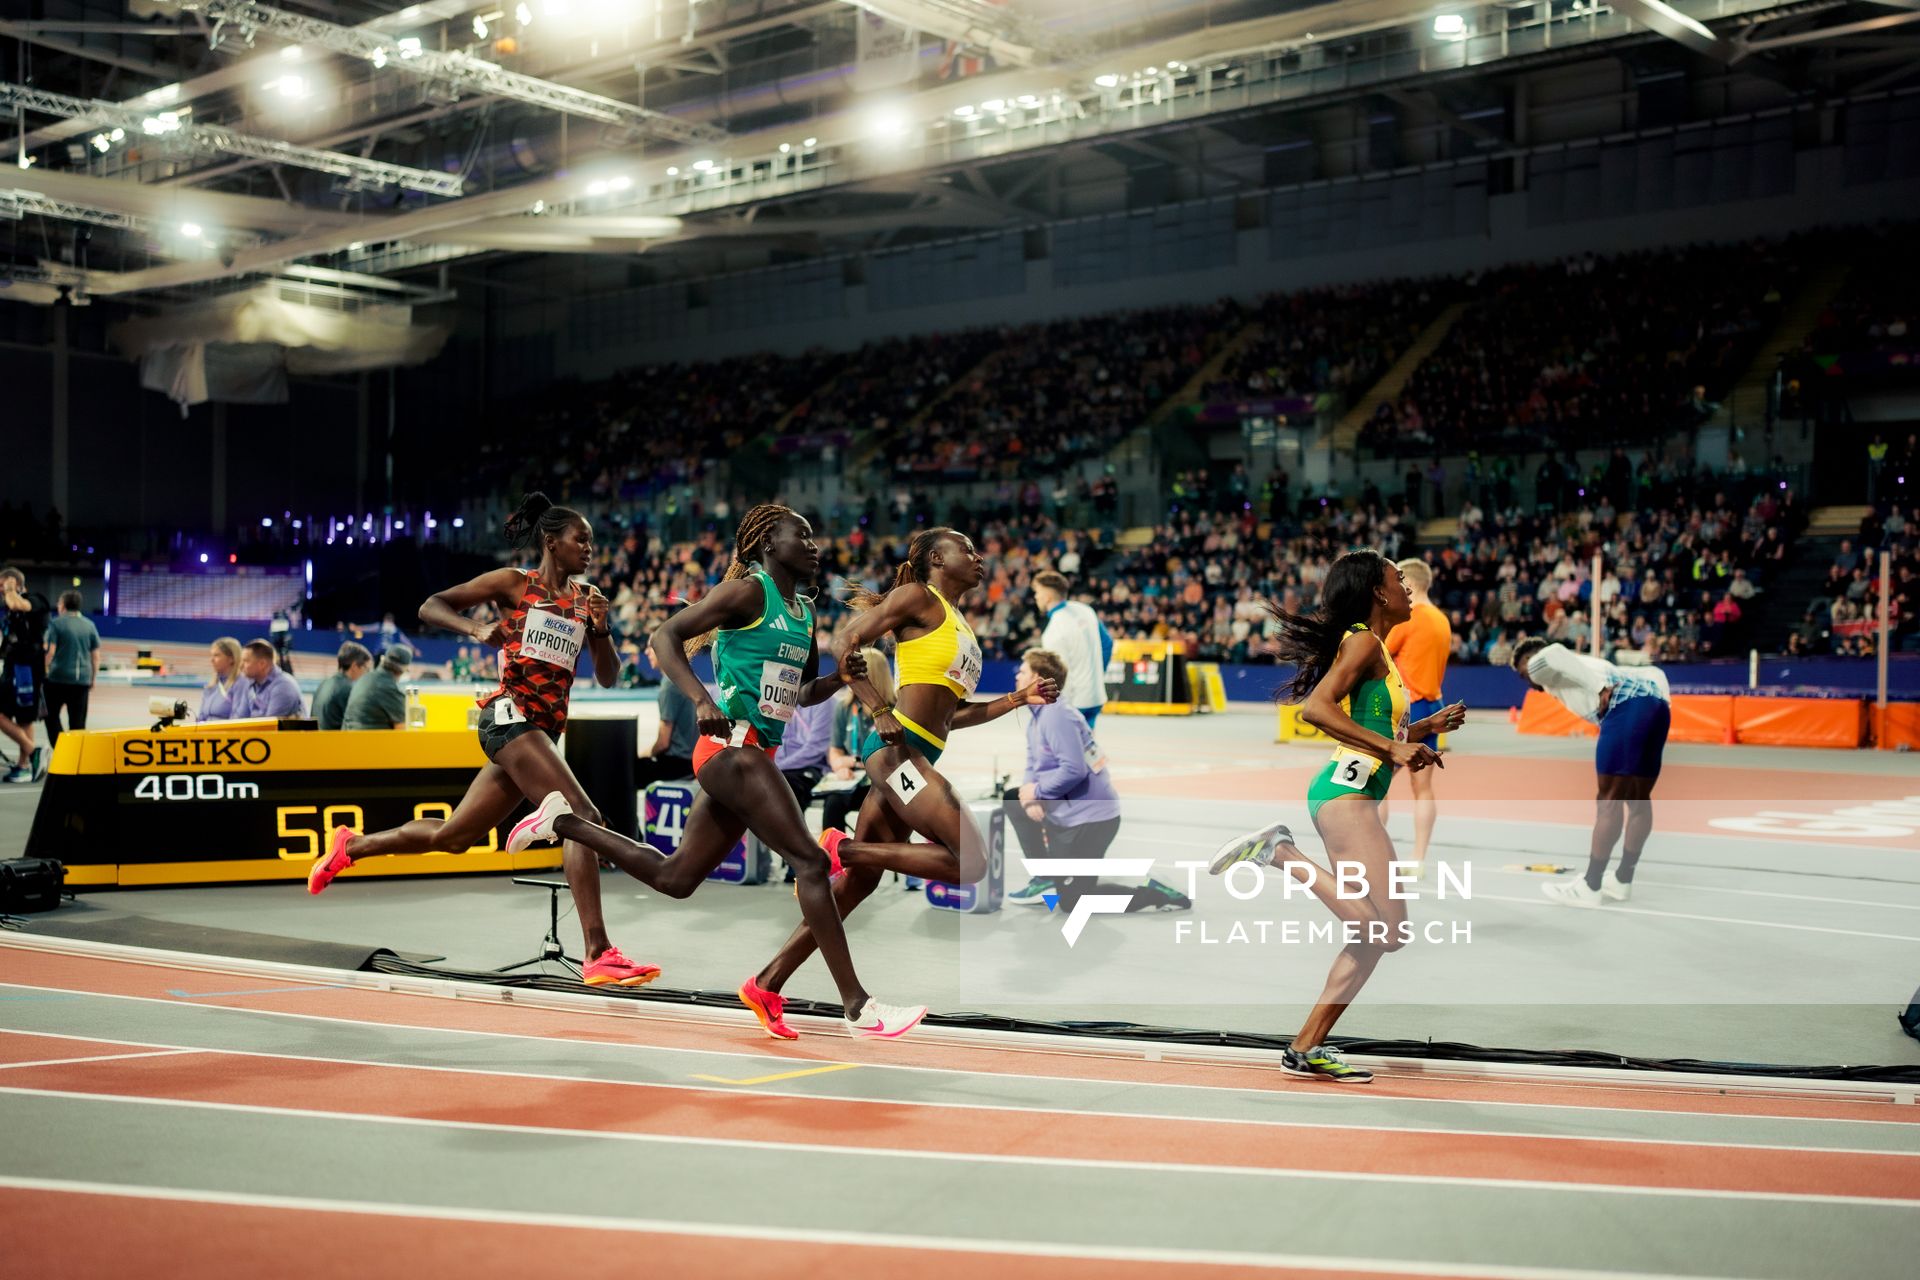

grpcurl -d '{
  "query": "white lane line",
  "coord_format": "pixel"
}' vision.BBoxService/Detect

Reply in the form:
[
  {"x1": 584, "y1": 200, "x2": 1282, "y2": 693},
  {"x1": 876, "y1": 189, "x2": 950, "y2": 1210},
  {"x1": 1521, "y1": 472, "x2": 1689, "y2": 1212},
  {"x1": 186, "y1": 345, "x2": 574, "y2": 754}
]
[
  {"x1": 0, "y1": 1048, "x2": 195, "y2": 1072},
  {"x1": 2, "y1": 984, "x2": 1913, "y2": 1133},
  {"x1": 5, "y1": 1088, "x2": 1919, "y2": 1209},
  {"x1": 0, "y1": 1032, "x2": 1915, "y2": 1161},
  {"x1": 0, "y1": 1174, "x2": 1773, "y2": 1280},
  {"x1": 1469, "y1": 893, "x2": 1920, "y2": 943}
]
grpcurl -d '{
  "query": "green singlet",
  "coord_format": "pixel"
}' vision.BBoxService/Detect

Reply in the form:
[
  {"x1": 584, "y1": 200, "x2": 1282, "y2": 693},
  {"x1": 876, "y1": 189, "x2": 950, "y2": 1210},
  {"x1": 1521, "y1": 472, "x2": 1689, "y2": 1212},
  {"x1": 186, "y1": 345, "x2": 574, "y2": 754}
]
[
  {"x1": 710, "y1": 571, "x2": 814, "y2": 747},
  {"x1": 1304, "y1": 623, "x2": 1410, "y2": 820}
]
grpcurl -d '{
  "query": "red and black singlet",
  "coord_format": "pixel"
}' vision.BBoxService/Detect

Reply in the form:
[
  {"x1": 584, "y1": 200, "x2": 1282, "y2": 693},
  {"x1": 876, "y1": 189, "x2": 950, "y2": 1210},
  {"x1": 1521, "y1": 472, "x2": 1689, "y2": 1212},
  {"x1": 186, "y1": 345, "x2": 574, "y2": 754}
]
[{"x1": 477, "y1": 569, "x2": 588, "y2": 733}]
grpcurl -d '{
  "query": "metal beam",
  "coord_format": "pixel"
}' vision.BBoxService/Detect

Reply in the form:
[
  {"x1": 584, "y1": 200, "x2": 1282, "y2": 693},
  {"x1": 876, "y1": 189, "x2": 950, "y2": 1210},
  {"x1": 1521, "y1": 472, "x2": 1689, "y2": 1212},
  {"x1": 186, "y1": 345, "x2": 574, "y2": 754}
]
[
  {"x1": 1609, "y1": 0, "x2": 1735, "y2": 61},
  {"x1": 170, "y1": 0, "x2": 726, "y2": 145},
  {"x1": 1733, "y1": 9, "x2": 1920, "y2": 58},
  {"x1": 0, "y1": 82, "x2": 465, "y2": 197}
]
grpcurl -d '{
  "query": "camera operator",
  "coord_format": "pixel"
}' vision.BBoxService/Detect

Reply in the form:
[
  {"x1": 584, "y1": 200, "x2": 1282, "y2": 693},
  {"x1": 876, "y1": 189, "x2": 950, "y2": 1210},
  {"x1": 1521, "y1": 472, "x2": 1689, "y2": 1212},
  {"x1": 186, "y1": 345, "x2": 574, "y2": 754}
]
[{"x1": 0, "y1": 566, "x2": 49, "y2": 781}]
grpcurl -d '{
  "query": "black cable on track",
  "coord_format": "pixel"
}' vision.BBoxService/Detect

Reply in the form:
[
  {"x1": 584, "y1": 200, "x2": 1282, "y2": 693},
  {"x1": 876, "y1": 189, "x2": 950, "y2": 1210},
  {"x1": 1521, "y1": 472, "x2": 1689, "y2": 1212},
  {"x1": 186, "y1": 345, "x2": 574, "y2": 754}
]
[{"x1": 363, "y1": 954, "x2": 1920, "y2": 1086}]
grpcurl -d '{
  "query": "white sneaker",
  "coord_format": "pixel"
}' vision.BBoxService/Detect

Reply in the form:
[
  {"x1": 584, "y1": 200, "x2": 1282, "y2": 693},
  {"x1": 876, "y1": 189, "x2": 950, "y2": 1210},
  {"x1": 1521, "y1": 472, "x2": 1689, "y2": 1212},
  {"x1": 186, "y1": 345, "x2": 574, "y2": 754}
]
[
  {"x1": 507, "y1": 790, "x2": 573, "y2": 853},
  {"x1": 1208, "y1": 821, "x2": 1293, "y2": 876},
  {"x1": 1542, "y1": 878, "x2": 1603, "y2": 907},
  {"x1": 847, "y1": 998, "x2": 927, "y2": 1041},
  {"x1": 1600, "y1": 872, "x2": 1632, "y2": 903}
]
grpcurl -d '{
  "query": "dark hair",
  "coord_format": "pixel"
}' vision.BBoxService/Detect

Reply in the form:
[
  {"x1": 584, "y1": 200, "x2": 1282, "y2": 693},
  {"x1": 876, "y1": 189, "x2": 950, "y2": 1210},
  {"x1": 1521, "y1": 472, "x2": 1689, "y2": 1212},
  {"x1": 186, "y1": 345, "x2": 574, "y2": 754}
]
[
  {"x1": 0, "y1": 566, "x2": 22, "y2": 589},
  {"x1": 243, "y1": 639, "x2": 277, "y2": 662},
  {"x1": 336, "y1": 641, "x2": 372, "y2": 672},
  {"x1": 503, "y1": 492, "x2": 585, "y2": 552},
  {"x1": 59, "y1": 590, "x2": 82, "y2": 612},
  {"x1": 1268, "y1": 549, "x2": 1391, "y2": 703},
  {"x1": 1510, "y1": 636, "x2": 1549, "y2": 675},
  {"x1": 847, "y1": 527, "x2": 958, "y2": 612},
  {"x1": 685, "y1": 503, "x2": 799, "y2": 656}
]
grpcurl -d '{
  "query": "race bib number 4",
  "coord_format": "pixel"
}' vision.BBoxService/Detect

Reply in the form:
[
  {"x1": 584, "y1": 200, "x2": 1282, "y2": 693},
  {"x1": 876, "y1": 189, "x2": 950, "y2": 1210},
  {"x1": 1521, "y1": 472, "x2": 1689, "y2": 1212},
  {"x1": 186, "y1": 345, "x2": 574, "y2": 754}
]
[
  {"x1": 1330, "y1": 749, "x2": 1379, "y2": 790},
  {"x1": 946, "y1": 631, "x2": 983, "y2": 696},
  {"x1": 758, "y1": 662, "x2": 802, "y2": 723},
  {"x1": 519, "y1": 607, "x2": 586, "y2": 669},
  {"x1": 883, "y1": 757, "x2": 932, "y2": 806}
]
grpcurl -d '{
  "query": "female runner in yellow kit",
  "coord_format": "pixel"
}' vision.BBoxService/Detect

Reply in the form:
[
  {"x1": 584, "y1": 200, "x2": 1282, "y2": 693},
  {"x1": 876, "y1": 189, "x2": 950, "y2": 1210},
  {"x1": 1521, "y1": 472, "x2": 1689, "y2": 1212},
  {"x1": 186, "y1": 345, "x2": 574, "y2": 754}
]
[{"x1": 738, "y1": 527, "x2": 1058, "y2": 1038}]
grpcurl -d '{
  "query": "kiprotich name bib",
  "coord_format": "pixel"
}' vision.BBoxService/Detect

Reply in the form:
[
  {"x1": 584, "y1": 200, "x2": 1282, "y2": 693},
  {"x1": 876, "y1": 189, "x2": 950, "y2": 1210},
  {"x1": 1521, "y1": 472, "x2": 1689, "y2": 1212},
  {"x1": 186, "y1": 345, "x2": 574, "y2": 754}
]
[
  {"x1": 947, "y1": 627, "x2": 983, "y2": 697},
  {"x1": 520, "y1": 606, "x2": 586, "y2": 669}
]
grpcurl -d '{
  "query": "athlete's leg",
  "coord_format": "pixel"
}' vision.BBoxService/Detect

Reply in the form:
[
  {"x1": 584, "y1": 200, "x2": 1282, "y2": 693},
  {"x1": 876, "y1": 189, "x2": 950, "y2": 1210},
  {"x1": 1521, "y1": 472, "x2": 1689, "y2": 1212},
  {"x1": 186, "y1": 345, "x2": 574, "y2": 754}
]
[
  {"x1": 488, "y1": 732, "x2": 617, "y2": 961},
  {"x1": 833, "y1": 742, "x2": 984, "y2": 883},
  {"x1": 754, "y1": 785, "x2": 902, "y2": 995},
  {"x1": 1587, "y1": 774, "x2": 1629, "y2": 890},
  {"x1": 344, "y1": 764, "x2": 521, "y2": 859},
  {"x1": 0, "y1": 710, "x2": 33, "y2": 763},
  {"x1": 1407, "y1": 765, "x2": 1437, "y2": 866},
  {"x1": 1617, "y1": 775, "x2": 1655, "y2": 882},
  {"x1": 1293, "y1": 801, "x2": 1408, "y2": 1050}
]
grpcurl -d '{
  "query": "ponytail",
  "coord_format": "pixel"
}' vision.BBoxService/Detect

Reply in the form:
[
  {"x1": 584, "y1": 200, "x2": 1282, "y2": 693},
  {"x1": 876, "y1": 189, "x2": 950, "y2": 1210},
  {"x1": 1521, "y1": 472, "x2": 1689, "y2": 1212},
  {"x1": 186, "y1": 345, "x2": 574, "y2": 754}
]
[
  {"x1": 503, "y1": 492, "x2": 583, "y2": 553},
  {"x1": 684, "y1": 503, "x2": 797, "y2": 656},
  {"x1": 846, "y1": 526, "x2": 955, "y2": 612},
  {"x1": 1268, "y1": 549, "x2": 1389, "y2": 703}
]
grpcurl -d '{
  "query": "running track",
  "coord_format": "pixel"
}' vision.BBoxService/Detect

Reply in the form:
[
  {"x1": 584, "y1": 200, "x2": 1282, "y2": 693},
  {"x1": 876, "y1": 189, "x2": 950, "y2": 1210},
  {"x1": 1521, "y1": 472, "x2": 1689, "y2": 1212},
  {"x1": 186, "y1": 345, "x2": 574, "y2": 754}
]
[{"x1": 2, "y1": 941, "x2": 1916, "y2": 1279}]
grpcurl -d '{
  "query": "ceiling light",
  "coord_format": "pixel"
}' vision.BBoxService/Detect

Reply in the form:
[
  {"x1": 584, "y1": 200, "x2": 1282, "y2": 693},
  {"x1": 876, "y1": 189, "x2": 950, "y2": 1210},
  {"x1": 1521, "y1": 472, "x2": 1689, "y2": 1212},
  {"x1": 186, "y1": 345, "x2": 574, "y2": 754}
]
[
  {"x1": 803, "y1": 137, "x2": 816, "y2": 148},
  {"x1": 141, "y1": 112, "x2": 181, "y2": 135},
  {"x1": 348, "y1": 241, "x2": 364, "y2": 250},
  {"x1": 1017, "y1": 95, "x2": 1040, "y2": 107},
  {"x1": 531, "y1": 199, "x2": 545, "y2": 213},
  {"x1": 370, "y1": 47, "x2": 389, "y2": 68},
  {"x1": 398, "y1": 37, "x2": 423, "y2": 59},
  {"x1": 1433, "y1": 14, "x2": 1465, "y2": 36},
  {"x1": 869, "y1": 106, "x2": 911, "y2": 139},
  {"x1": 515, "y1": 3, "x2": 533, "y2": 23},
  {"x1": 952, "y1": 105, "x2": 975, "y2": 118},
  {"x1": 268, "y1": 75, "x2": 309, "y2": 99},
  {"x1": 981, "y1": 99, "x2": 1005, "y2": 113},
  {"x1": 281, "y1": 45, "x2": 303, "y2": 61},
  {"x1": 586, "y1": 179, "x2": 609, "y2": 195},
  {"x1": 543, "y1": 0, "x2": 571, "y2": 16},
  {"x1": 473, "y1": 16, "x2": 489, "y2": 39},
  {"x1": 16, "y1": 154, "x2": 32, "y2": 169},
  {"x1": 180, "y1": 222, "x2": 203, "y2": 238},
  {"x1": 778, "y1": 142, "x2": 791, "y2": 152},
  {"x1": 692, "y1": 159, "x2": 713, "y2": 171},
  {"x1": 109, "y1": 128, "x2": 125, "y2": 142},
  {"x1": 665, "y1": 166, "x2": 679, "y2": 176},
  {"x1": 1094, "y1": 74, "x2": 1118, "y2": 88},
  {"x1": 91, "y1": 133, "x2": 110, "y2": 153},
  {"x1": 608, "y1": 175, "x2": 631, "y2": 191},
  {"x1": 1145, "y1": 66, "x2": 1159, "y2": 75}
]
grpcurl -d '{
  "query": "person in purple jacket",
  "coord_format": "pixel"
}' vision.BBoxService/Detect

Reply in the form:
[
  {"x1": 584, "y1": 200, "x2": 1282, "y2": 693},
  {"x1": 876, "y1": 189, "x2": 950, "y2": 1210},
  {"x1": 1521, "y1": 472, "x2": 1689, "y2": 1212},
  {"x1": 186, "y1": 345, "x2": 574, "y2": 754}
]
[{"x1": 1004, "y1": 648, "x2": 1191, "y2": 913}]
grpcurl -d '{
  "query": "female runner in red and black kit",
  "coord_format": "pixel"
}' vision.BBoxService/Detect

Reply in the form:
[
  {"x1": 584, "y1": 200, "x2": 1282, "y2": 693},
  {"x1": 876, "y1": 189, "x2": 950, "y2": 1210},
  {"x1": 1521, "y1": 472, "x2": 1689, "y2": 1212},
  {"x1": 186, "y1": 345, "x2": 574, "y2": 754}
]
[{"x1": 305, "y1": 492, "x2": 658, "y2": 989}]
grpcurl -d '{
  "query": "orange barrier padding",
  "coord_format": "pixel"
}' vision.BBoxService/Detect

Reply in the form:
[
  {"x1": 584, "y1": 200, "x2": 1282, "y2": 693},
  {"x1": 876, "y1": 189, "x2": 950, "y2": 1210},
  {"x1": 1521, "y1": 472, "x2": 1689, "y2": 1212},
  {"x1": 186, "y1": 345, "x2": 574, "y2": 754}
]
[
  {"x1": 1519, "y1": 691, "x2": 1874, "y2": 748},
  {"x1": 1516, "y1": 690, "x2": 1596, "y2": 737},
  {"x1": 1872, "y1": 702, "x2": 1920, "y2": 751},
  {"x1": 1733, "y1": 696, "x2": 1867, "y2": 749},
  {"x1": 1668, "y1": 695, "x2": 1736, "y2": 744}
]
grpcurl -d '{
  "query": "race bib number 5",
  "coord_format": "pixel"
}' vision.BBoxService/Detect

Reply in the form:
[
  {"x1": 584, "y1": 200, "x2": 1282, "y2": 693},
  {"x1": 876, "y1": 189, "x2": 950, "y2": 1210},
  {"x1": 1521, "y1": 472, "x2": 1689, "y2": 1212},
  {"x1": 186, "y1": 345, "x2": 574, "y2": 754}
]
[
  {"x1": 1330, "y1": 749, "x2": 1379, "y2": 790},
  {"x1": 519, "y1": 607, "x2": 586, "y2": 669}
]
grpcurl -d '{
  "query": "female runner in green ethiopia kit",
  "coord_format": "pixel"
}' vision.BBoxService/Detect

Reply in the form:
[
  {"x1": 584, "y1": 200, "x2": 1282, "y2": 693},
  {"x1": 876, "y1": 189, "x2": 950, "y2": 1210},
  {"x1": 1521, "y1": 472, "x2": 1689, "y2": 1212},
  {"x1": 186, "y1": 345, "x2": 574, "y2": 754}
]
[
  {"x1": 521, "y1": 503, "x2": 929, "y2": 1042},
  {"x1": 1208, "y1": 549, "x2": 1465, "y2": 1085}
]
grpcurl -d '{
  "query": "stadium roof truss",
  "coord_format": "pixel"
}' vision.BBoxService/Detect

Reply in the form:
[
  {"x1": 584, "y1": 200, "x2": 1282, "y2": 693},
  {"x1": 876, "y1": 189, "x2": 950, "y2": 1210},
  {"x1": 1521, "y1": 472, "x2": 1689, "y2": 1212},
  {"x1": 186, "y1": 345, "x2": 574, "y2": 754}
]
[{"x1": 0, "y1": 0, "x2": 1914, "y2": 306}]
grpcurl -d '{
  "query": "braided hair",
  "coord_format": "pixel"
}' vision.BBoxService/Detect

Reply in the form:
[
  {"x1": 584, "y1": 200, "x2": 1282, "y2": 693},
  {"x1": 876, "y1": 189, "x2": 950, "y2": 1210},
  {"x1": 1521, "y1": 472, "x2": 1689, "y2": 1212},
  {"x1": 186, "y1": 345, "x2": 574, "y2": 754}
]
[
  {"x1": 684, "y1": 503, "x2": 798, "y2": 656},
  {"x1": 503, "y1": 492, "x2": 584, "y2": 555},
  {"x1": 846, "y1": 526, "x2": 956, "y2": 613}
]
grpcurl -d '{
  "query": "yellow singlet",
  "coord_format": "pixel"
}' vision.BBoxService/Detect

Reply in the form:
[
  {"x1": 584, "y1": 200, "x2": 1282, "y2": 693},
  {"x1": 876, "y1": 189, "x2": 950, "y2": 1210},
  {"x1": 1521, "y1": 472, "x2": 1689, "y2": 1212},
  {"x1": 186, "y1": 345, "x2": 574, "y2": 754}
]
[{"x1": 893, "y1": 583, "x2": 984, "y2": 699}]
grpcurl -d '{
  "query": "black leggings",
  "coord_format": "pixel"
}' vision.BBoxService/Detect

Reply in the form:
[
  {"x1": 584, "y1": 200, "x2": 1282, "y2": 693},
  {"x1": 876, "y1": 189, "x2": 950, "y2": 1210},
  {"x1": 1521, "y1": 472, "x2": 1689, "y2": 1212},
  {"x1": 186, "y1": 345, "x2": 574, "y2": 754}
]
[
  {"x1": 43, "y1": 682, "x2": 89, "y2": 749},
  {"x1": 1002, "y1": 792, "x2": 1121, "y2": 909}
]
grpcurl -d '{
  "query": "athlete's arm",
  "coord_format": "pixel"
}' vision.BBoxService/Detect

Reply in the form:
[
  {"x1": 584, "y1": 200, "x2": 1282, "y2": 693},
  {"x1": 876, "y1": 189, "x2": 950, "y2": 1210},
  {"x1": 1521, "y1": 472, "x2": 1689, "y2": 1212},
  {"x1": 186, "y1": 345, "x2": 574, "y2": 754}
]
[
  {"x1": 1300, "y1": 633, "x2": 1439, "y2": 772},
  {"x1": 837, "y1": 586, "x2": 938, "y2": 745},
  {"x1": 419, "y1": 568, "x2": 525, "y2": 647},
  {"x1": 653, "y1": 578, "x2": 765, "y2": 736},
  {"x1": 1408, "y1": 701, "x2": 1467, "y2": 742},
  {"x1": 582, "y1": 585, "x2": 618, "y2": 689},
  {"x1": 950, "y1": 676, "x2": 1060, "y2": 729}
]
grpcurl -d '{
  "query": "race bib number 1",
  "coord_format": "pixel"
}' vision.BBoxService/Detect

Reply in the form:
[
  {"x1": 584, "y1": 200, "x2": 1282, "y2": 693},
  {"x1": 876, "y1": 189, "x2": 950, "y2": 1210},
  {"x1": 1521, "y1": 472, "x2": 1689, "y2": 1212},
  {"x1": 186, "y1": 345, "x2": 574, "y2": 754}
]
[{"x1": 1330, "y1": 749, "x2": 1378, "y2": 790}]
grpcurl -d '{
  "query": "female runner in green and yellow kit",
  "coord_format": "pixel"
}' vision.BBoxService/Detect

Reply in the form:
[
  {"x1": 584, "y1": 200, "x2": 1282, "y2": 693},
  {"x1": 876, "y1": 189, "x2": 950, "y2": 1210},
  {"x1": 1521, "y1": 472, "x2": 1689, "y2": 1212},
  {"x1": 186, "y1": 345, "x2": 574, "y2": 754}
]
[
  {"x1": 1210, "y1": 550, "x2": 1465, "y2": 1084},
  {"x1": 528, "y1": 503, "x2": 929, "y2": 1042}
]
